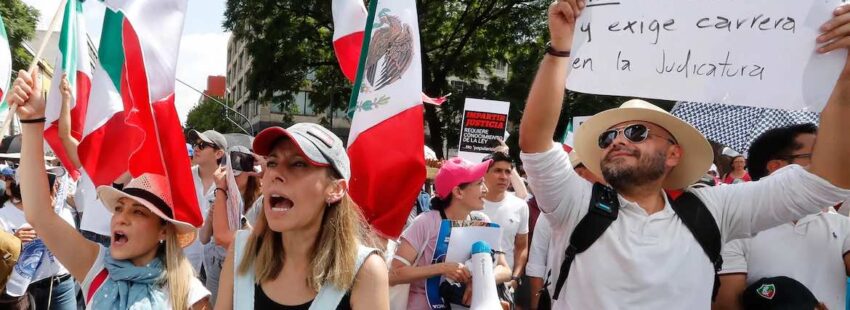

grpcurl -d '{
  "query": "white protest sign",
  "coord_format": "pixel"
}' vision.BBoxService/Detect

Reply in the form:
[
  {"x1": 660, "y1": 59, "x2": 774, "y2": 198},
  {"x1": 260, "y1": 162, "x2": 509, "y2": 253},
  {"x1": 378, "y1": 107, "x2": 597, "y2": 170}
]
[
  {"x1": 458, "y1": 98, "x2": 510, "y2": 163},
  {"x1": 566, "y1": 0, "x2": 846, "y2": 112},
  {"x1": 445, "y1": 225, "x2": 502, "y2": 263}
]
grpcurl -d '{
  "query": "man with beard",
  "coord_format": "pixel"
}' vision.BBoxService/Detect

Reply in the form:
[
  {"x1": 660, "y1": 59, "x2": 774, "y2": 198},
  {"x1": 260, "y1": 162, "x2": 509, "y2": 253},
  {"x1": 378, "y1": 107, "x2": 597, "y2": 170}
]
[{"x1": 518, "y1": 0, "x2": 850, "y2": 308}]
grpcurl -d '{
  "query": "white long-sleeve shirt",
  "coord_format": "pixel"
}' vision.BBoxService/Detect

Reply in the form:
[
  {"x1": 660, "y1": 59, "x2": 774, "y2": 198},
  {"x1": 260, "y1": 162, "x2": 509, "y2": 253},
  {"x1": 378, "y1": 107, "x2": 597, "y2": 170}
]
[
  {"x1": 526, "y1": 215, "x2": 551, "y2": 278},
  {"x1": 521, "y1": 143, "x2": 850, "y2": 309}
]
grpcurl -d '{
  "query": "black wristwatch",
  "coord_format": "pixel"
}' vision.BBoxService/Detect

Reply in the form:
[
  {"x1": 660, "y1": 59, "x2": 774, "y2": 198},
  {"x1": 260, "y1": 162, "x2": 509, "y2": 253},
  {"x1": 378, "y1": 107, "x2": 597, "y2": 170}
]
[
  {"x1": 545, "y1": 42, "x2": 571, "y2": 57},
  {"x1": 511, "y1": 275, "x2": 522, "y2": 284}
]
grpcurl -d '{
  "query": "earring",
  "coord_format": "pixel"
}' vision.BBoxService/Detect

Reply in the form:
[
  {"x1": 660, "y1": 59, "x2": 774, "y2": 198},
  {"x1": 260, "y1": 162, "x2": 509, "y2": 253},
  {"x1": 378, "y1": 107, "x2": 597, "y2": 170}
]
[{"x1": 159, "y1": 239, "x2": 164, "y2": 245}]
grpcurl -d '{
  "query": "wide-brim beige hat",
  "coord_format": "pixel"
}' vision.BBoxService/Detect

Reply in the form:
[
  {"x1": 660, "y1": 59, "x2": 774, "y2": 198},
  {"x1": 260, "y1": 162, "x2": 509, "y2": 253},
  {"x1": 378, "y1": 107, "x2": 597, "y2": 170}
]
[
  {"x1": 97, "y1": 174, "x2": 197, "y2": 248},
  {"x1": 574, "y1": 99, "x2": 713, "y2": 189}
]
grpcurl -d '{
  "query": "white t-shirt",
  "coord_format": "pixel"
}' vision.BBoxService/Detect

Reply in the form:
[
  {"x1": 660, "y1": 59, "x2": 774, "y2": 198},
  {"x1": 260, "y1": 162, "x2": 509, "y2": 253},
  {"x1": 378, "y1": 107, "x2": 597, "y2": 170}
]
[
  {"x1": 77, "y1": 169, "x2": 112, "y2": 236},
  {"x1": 0, "y1": 202, "x2": 75, "y2": 294},
  {"x1": 521, "y1": 143, "x2": 850, "y2": 309},
  {"x1": 0, "y1": 202, "x2": 27, "y2": 233},
  {"x1": 720, "y1": 210, "x2": 850, "y2": 310},
  {"x1": 482, "y1": 193, "x2": 529, "y2": 269},
  {"x1": 81, "y1": 245, "x2": 209, "y2": 309},
  {"x1": 184, "y1": 166, "x2": 215, "y2": 273},
  {"x1": 526, "y1": 215, "x2": 551, "y2": 278}
]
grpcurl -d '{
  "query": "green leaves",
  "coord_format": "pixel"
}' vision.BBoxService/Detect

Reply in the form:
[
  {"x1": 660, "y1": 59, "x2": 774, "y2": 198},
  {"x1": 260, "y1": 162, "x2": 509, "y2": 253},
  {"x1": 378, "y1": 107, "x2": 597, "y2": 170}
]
[
  {"x1": 0, "y1": 0, "x2": 38, "y2": 72},
  {"x1": 223, "y1": 0, "x2": 672, "y2": 158},
  {"x1": 185, "y1": 98, "x2": 244, "y2": 134}
]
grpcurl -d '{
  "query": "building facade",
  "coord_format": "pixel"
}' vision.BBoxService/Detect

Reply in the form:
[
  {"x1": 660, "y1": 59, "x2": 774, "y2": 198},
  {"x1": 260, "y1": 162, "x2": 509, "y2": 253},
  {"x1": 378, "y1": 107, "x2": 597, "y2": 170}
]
[{"x1": 225, "y1": 36, "x2": 350, "y2": 138}]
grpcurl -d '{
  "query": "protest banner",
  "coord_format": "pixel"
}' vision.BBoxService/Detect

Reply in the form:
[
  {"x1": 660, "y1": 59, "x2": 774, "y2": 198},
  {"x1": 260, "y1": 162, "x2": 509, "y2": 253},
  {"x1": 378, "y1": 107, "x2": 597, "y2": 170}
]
[
  {"x1": 457, "y1": 98, "x2": 510, "y2": 162},
  {"x1": 565, "y1": 0, "x2": 846, "y2": 112}
]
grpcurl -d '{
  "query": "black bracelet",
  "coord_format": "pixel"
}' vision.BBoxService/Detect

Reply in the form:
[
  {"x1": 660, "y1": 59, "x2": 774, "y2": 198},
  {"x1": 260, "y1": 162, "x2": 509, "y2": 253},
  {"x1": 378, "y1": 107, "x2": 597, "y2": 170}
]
[
  {"x1": 19, "y1": 117, "x2": 46, "y2": 124},
  {"x1": 545, "y1": 42, "x2": 571, "y2": 58},
  {"x1": 215, "y1": 188, "x2": 227, "y2": 197}
]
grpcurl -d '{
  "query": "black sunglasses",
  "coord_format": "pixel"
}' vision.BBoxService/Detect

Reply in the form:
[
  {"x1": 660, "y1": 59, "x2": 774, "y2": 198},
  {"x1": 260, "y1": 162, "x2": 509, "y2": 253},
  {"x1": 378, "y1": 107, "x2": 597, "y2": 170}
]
[
  {"x1": 193, "y1": 141, "x2": 217, "y2": 150},
  {"x1": 598, "y1": 124, "x2": 677, "y2": 149}
]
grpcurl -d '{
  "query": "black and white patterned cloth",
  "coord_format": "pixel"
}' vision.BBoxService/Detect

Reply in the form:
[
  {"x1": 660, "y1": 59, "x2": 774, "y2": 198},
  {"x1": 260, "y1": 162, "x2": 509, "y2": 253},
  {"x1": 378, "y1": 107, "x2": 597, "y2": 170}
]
[{"x1": 671, "y1": 102, "x2": 820, "y2": 155}]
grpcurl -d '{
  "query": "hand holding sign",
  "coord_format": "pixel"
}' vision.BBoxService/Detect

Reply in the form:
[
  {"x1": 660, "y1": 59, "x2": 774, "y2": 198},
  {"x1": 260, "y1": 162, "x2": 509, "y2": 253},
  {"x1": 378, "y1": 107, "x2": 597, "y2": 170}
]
[
  {"x1": 549, "y1": 0, "x2": 586, "y2": 50},
  {"x1": 819, "y1": 4, "x2": 850, "y2": 76}
]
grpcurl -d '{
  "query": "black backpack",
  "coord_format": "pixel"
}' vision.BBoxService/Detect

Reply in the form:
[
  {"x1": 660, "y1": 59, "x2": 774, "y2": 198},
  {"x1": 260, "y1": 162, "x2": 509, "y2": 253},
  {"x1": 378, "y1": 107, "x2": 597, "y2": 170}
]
[{"x1": 538, "y1": 183, "x2": 722, "y2": 309}]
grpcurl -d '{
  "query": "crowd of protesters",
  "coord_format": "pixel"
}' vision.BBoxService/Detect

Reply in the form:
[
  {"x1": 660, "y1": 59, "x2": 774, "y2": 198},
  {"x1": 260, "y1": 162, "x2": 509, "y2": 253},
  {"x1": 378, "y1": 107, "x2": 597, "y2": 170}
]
[{"x1": 0, "y1": 0, "x2": 847, "y2": 309}]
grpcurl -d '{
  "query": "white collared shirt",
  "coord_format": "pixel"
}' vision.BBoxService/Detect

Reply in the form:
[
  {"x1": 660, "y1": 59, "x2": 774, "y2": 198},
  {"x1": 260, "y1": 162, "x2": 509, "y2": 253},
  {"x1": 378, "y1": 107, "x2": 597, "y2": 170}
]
[
  {"x1": 527, "y1": 215, "x2": 551, "y2": 278},
  {"x1": 721, "y1": 210, "x2": 850, "y2": 310},
  {"x1": 521, "y1": 143, "x2": 850, "y2": 309}
]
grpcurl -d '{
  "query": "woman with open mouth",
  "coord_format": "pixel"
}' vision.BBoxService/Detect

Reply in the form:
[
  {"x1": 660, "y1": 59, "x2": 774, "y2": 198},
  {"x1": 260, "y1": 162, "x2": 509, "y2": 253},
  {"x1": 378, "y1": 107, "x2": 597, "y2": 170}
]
[
  {"x1": 9, "y1": 70, "x2": 211, "y2": 309},
  {"x1": 215, "y1": 123, "x2": 389, "y2": 309}
]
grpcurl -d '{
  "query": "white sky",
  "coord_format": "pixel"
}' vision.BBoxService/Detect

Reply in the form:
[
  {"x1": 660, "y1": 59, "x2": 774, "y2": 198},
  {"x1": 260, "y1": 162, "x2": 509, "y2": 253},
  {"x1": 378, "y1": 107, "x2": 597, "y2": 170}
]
[{"x1": 21, "y1": 0, "x2": 230, "y2": 124}]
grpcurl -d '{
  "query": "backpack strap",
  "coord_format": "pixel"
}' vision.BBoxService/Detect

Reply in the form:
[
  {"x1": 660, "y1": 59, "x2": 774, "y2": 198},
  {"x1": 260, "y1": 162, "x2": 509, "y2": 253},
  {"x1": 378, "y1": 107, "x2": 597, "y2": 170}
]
[
  {"x1": 669, "y1": 191, "x2": 723, "y2": 300},
  {"x1": 551, "y1": 183, "x2": 620, "y2": 300},
  {"x1": 310, "y1": 246, "x2": 380, "y2": 309},
  {"x1": 233, "y1": 230, "x2": 255, "y2": 308}
]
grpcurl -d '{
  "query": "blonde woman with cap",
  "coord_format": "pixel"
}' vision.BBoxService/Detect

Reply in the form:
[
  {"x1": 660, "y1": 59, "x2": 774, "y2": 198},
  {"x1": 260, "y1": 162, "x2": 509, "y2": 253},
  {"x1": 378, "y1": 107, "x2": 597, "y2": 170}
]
[
  {"x1": 8, "y1": 70, "x2": 211, "y2": 309},
  {"x1": 215, "y1": 123, "x2": 388, "y2": 309},
  {"x1": 389, "y1": 157, "x2": 512, "y2": 309}
]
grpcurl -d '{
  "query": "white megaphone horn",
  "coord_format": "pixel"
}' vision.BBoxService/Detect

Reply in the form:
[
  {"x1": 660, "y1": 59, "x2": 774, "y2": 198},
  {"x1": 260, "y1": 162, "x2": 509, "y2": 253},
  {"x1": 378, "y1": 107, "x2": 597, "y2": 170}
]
[{"x1": 466, "y1": 241, "x2": 501, "y2": 310}]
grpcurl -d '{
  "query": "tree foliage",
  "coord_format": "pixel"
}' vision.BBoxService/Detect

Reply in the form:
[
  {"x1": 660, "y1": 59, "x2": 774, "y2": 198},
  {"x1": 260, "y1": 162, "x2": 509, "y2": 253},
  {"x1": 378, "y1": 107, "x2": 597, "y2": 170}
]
[
  {"x1": 223, "y1": 0, "x2": 672, "y2": 158},
  {"x1": 185, "y1": 98, "x2": 245, "y2": 134},
  {"x1": 0, "y1": 0, "x2": 38, "y2": 73}
]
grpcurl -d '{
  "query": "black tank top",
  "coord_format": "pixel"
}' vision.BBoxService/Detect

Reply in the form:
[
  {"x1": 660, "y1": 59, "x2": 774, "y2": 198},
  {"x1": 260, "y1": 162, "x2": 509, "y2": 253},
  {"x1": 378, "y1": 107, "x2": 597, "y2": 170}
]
[{"x1": 254, "y1": 284, "x2": 352, "y2": 310}]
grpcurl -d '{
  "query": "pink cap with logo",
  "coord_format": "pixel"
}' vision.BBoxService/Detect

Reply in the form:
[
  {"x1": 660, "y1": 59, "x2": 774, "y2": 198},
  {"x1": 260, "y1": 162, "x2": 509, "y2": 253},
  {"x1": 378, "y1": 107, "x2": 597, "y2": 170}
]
[{"x1": 435, "y1": 157, "x2": 493, "y2": 199}]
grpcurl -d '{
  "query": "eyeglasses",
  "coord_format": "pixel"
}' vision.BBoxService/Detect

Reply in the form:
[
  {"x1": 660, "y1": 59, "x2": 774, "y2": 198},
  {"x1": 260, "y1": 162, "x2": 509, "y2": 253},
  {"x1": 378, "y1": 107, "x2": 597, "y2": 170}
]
[
  {"x1": 193, "y1": 141, "x2": 217, "y2": 150},
  {"x1": 598, "y1": 124, "x2": 677, "y2": 149},
  {"x1": 781, "y1": 153, "x2": 812, "y2": 163}
]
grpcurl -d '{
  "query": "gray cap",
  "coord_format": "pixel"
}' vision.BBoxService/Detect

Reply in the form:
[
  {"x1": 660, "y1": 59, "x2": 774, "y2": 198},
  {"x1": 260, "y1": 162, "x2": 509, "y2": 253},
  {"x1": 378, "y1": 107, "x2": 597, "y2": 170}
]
[
  {"x1": 188, "y1": 129, "x2": 228, "y2": 150},
  {"x1": 252, "y1": 123, "x2": 350, "y2": 181}
]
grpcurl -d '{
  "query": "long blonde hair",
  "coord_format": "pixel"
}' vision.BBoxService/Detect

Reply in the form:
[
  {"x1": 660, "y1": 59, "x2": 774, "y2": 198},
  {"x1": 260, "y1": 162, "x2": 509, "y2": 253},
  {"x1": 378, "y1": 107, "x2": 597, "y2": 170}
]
[
  {"x1": 238, "y1": 194, "x2": 377, "y2": 291},
  {"x1": 159, "y1": 224, "x2": 194, "y2": 310}
]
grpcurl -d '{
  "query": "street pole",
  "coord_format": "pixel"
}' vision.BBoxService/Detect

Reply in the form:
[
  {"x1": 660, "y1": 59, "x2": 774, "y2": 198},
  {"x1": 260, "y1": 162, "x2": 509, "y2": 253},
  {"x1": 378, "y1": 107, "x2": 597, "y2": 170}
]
[{"x1": 176, "y1": 78, "x2": 255, "y2": 136}]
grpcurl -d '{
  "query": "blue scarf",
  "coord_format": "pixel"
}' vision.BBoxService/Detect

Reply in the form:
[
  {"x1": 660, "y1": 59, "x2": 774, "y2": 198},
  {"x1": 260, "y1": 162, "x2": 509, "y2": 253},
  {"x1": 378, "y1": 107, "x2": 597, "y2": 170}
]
[{"x1": 91, "y1": 248, "x2": 168, "y2": 310}]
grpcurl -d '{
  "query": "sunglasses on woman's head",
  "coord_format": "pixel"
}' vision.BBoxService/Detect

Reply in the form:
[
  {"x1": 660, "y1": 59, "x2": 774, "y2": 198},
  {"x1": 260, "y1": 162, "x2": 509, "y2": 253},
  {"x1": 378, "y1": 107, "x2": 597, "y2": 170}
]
[{"x1": 598, "y1": 124, "x2": 677, "y2": 149}]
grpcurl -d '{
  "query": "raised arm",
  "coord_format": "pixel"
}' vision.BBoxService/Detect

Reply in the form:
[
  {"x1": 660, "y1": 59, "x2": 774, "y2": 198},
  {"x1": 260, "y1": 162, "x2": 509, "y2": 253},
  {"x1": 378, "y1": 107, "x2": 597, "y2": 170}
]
[
  {"x1": 57, "y1": 75, "x2": 81, "y2": 169},
  {"x1": 212, "y1": 167, "x2": 237, "y2": 248},
  {"x1": 518, "y1": 0, "x2": 583, "y2": 153},
  {"x1": 9, "y1": 69, "x2": 98, "y2": 281},
  {"x1": 810, "y1": 4, "x2": 850, "y2": 189}
]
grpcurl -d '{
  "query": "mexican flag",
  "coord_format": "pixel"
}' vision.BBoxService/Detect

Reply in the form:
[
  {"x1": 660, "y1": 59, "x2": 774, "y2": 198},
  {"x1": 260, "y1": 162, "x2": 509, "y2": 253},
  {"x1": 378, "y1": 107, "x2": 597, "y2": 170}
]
[
  {"x1": 0, "y1": 13, "x2": 11, "y2": 120},
  {"x1": 44, "y1": 0, "x2": 91, "y2": 181},
  {"x1": 561, "y1": 120, "x2": 574, "y2": 152},
  {"x1": 332, "y1": 0, "x2": 444, "y2": 106},
  {"x1": 78, "y1": 0, "x2": 201, "y2": 227},
  {"x1": 332, "y1": 0, "x2": 368, "y2": 82},
  {"x1": 345, "y1": 0, "x2": 425, "y2": 238}
]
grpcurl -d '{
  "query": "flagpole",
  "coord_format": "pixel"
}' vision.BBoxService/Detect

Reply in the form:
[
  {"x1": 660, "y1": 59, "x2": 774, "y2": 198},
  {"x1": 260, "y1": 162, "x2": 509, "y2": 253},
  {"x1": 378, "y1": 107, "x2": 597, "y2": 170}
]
[
  {"x1": 345, "y1": 0, "x2": 380, "y2": 122},
  {"x1": 0, "y1": 0, "x2": 69, "y2": 139}
]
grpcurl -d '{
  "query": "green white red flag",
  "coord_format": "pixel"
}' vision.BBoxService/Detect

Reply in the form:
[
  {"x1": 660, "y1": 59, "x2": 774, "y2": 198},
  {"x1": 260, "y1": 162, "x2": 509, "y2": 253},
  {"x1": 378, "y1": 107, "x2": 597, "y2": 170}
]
[
  {"x1": 0, "y1": 13, "x2": 11, "y2": 120},
  {"x1": 79, "y1": 0, "x2": 201, "y2": 227},
  {"x1": 44, "y1": 0, "x2": 91, "y2": 180},
  {"x1": 345, "y1": 0, "x2": 425, "y2": 238}
]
